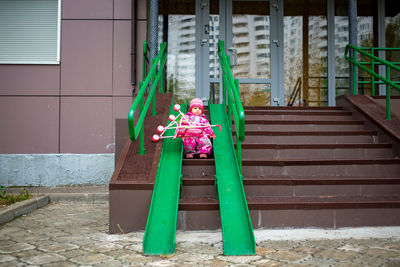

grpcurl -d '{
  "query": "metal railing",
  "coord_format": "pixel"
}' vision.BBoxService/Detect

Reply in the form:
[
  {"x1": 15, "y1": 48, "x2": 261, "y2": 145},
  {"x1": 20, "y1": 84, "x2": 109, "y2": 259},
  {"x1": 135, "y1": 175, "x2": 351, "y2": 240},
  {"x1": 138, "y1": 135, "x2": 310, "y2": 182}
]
[
  {"x1": 344, "y1": 44, "x2": 400, "y2": 120},
  {"x1": 218, "y1": 40, "x2": 245, "y2": 172},
  {"x1": 287, "y1": 77, "x2": 302, "y2": 106},
  {"x1": 128, "y1": 41, "x2": 167, "y2": 154}
]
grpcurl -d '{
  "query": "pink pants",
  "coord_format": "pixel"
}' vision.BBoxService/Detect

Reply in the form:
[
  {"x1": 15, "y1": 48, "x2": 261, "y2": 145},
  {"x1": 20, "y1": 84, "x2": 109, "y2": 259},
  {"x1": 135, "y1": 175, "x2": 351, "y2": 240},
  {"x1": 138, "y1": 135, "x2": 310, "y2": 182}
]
[{"x1": 183, "y1": 136, "x2": 212, "y2": 155}]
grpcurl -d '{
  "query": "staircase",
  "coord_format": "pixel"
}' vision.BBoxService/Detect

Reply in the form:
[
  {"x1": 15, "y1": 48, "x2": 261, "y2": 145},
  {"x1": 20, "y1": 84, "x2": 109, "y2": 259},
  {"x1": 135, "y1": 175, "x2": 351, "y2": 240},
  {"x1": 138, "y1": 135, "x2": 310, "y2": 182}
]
[{"x1": 178, "y1": 105, "x2": 400, "y2": 229}]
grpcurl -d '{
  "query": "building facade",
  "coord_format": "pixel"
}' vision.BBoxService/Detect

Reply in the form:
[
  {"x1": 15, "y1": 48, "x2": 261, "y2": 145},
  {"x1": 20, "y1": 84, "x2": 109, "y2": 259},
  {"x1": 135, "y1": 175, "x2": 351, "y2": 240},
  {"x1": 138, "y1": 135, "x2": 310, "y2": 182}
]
[{"x1": 0, "y1": 0, "x2": 399, "y2": 186}]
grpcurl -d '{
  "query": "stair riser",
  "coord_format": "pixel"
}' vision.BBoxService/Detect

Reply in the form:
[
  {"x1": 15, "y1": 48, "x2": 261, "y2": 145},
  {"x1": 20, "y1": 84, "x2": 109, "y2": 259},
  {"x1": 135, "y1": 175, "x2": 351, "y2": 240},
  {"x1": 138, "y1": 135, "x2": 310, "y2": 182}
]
[
  {"x1": 246, "y1": 115, "x2": 354, "y2": 120},
  {"x1": 241, "y1": 148, "x2": 393, "y2": 159},
  {"x1": 176, "y1": 208, "x2": 400, "y2": 229},
  {"x1": 238, "y1": 135, "x2": 376, "y2": 144},
  {"x1": 182, "y1": 165, "x2": 216, "y2": 178},
  {"x1": 182, "y1": 185, "x2": 215, "y2": 198},
  {"x1": 244, "y1": 184, "x2": 400, "y2": 197},
  {"x1": 242, "y1": 164, "x2": 400, "y2": 178},
  {"x1": 245, "y1": 124, "x2": 366, "y2": 131}
]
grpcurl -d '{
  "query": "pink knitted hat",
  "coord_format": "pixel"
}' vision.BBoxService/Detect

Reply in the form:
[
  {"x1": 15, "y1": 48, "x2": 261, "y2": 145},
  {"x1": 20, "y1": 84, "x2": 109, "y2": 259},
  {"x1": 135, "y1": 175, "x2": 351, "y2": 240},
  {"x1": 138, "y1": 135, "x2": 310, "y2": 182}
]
[{"x1": 189, "y1": 98, "x2": 204, "y2": 114}]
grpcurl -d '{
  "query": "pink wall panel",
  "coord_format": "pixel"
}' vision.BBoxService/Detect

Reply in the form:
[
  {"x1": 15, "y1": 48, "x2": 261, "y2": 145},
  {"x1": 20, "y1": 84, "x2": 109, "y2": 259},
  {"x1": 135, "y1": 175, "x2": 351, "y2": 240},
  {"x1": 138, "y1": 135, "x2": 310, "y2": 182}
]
[
  {"x1": 60, "y1": 97, "x2": 113, "y2": 153},
  {"x1": 113, "y1": 21, "x2": 133, "y2": 96},
  {"x1": 61, "y1": 20, "x2": 113, "y2": 96},
  {"x1": 137, "y1": 0, "x2": 147, "y2": 20},
  {"x1": 112, "y1": 96, "x2": 133, "y2": 143},
  {"x1": 0, "y1": 97, "x2": 59, "y2": 153},
  {"x1": 135, "y1": 20, "x2": 147, "y2": 92},
  {"x1": 62, "y1": 0, "x2": 113, "y2": 19},
  {"x1": 0, "y1": 65, "x2": 60, "y2": 96},
  {"x1": 114, "y1": 0, "x2": 131, "y2": 19}
]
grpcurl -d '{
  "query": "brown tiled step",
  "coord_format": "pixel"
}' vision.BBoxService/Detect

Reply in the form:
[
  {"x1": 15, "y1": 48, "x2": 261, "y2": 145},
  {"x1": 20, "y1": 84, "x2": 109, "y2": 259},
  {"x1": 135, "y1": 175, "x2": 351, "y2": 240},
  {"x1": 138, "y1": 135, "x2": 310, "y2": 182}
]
[
  {"x1": 245, "y1": 120, "x2": 366, "y2": 131},
  {"x1": 245, "y1": 119, "x2": 364, "y2": 125},
  {"x1": 247, "y1": 196, "x2": 400, "y2": 210},
  {"x1": 178, "y1": 196, "x2": 400, "y2": 210},
  {"x1": 179, "y1": 197, "x2": 219, "y2": 210},
  {"x1": 242, "y1": 176, "x2": 400, "y2": 185},
  {"x1": 243, "y1": 178, "x2": 400, "y2": 198},
  {"x1": 244, "y1": 106, "x2": 343, "y2": 110},
  {"x1": 242, "y1": 158, "x2": 400, "y2": 166},
  {"x1": 182, "y1": 177, "x2": 215, "y2": 198},
  {"x1": 245, "y1": 110, "x2": 352, "y2": 116},
  {"x1": 236, "y1": 131, "x2": 377, "y2": 144},
  {"x1": 242, "y1": 158, "x2": 400, "y2": 177},
  {"x1": 240, "y1": 143, "x2": 393, "y2": 159},
  {"x1": 182, "y1": 159, "x2": 215, "y2": 177},
  {"x1": 246, "y1": 114, "x2": 356, "y2": 120},
  {"x1": 235, "y1": 130, "x2": 377, "y2": 136}
]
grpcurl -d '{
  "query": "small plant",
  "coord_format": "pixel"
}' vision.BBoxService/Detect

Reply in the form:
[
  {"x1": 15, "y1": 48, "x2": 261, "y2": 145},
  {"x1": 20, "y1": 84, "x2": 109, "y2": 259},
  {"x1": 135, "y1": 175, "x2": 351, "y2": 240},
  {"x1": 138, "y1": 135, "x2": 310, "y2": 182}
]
[{"x1": 0, "y1": 187, "x2": 32, "y2": 206}]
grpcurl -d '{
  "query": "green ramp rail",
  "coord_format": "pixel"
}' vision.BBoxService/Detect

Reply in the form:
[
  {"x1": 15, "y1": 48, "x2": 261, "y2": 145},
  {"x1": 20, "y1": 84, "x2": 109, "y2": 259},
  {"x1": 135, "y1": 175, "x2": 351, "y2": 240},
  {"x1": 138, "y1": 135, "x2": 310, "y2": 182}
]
[
  {"x1": 128, "y1": 41, "x2": 167, "y2": 154},
  {"x1": 344, "y1": 44, "x2": 400, "y2": 120},
  {"x1": 142, "y1": 104, "x2": 186, "y2": 255},
  {"x1": 212, "y1": 39, "x2": 255, "y2": 255},
  {"x1": 210, "y1": 104, "x2": 255, "y2": 255}
]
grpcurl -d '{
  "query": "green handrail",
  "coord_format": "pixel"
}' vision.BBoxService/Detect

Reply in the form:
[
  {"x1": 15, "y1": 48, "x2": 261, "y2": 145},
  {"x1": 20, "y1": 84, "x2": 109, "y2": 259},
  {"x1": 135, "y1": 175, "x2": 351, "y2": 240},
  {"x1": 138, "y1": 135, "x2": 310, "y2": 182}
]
[
  {"x1": 128, "y1": 42, "x2": 168, "y2": 154},
  {"x1": 344, "y1": 44, "x2": 400, "y2": 120},
  {"x1": 217, "y1": 40, "x2": 245, "y2": 172}
]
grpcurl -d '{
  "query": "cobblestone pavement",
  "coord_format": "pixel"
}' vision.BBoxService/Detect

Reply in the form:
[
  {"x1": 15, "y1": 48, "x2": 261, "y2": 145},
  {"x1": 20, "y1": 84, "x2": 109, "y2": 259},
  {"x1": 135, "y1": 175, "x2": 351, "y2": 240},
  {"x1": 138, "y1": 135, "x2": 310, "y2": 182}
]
[{"x1": 1, "y1": 202, "x2": 400, "y2": 266}]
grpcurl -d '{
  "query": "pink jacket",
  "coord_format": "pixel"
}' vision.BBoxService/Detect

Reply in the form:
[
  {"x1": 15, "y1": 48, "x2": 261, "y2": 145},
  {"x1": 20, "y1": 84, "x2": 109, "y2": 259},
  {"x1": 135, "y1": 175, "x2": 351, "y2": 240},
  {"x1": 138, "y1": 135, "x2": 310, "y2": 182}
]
[{"x1": 177, "y1": 112, "x2": 214, "y2": 138}]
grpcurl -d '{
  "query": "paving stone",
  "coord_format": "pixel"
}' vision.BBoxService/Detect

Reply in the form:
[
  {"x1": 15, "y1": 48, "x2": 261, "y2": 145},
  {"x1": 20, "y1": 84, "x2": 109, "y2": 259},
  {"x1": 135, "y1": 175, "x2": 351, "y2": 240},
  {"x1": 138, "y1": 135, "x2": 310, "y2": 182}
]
[
  {"x1": 253, "y1": 258, "x2": 285, "y2": 266},
  {"x1": 69, "y1": 253, "x2": 114, "y2": 265},
  {"x1": 42, "y1": 261, "x2": 77, "y2": 267},
  {"x1": 314, "y1": 248, "x2": 360, "y2": 261},
  {"x1": 38, "y1": 243, "x2": 79, "y2": 253},
  {"x1": 216, "y1": 255, "x2": 262, "y2": 264},
  {"x1": 0, "y1": 255, "x2": 17, "y2": 263},
  {"x1": 363, "y1": 247, "x2": 400, "y2": 258},
  {"x1": 0, "y1": 242, "x2": 35, "y2": 253},
  {"x1": 22, "y1": 253, "x2": 66, "y2": 265},
  {"x1": 264, "y1": 250, "x2": 309, "y2": 262},
  {"x1": 58, "y1": 249, "x2": 89, "y2": 259}
]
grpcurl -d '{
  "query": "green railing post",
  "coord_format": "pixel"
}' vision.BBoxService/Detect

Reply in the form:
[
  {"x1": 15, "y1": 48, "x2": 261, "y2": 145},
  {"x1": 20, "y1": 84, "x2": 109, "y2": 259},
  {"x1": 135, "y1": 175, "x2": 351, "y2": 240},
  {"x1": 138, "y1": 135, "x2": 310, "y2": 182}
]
[
  {"x1": 151, "y1": 58, "x2": 157, "y2": 116},
  {"x1": 138, "y1": 81, "x2": 146, "y2": 155},
  {"x1": 352, "y1": 49, "x2": 357, "y2": 95},
  {"x1": 128, "y1": 42, "x2": 167, "y2": 154},
  {"x1": 344, "y1": 44, "x2": 400, "y2": 121},
  {"x1": 371, "y1": 48, "x2": 375, "y2": 96},
  {"x1": 386, "y1": 65, "x2": 391, "y2": 120}
]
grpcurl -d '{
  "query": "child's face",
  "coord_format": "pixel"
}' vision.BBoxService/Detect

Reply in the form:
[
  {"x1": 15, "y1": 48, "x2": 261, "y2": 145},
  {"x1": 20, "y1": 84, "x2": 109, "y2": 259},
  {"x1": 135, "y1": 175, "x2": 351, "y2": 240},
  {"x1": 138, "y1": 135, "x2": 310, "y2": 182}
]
[{"x1": 191, "y1": 106, "x2": 202, "y2": 116}]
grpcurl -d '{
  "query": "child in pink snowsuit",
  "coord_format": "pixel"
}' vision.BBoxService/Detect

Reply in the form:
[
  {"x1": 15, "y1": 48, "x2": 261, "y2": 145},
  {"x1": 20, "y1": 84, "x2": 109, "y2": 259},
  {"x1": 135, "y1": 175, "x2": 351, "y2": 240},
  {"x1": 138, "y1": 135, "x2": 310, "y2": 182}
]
[{"x1": 183, "y1": 98, "x2": 215, "y2": 159}]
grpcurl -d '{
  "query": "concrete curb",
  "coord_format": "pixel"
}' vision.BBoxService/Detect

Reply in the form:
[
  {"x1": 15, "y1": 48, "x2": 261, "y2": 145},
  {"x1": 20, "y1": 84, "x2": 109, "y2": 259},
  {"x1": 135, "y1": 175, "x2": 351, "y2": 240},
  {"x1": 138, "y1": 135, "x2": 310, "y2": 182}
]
[
  {"x1": 0, "y1": 195, "x2": 49, "y2": 225},
  {"x1": 0, "y1": 193, "x2": 109, "y2": 225}
]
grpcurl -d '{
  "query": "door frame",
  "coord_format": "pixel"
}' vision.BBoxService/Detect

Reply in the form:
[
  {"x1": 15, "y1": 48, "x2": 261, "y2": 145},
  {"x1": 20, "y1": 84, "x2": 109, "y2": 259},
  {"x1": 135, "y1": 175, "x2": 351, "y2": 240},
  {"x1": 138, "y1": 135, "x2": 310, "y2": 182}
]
[{"x1": 196, "y1": 0, "x2": 285, "y2": 105}]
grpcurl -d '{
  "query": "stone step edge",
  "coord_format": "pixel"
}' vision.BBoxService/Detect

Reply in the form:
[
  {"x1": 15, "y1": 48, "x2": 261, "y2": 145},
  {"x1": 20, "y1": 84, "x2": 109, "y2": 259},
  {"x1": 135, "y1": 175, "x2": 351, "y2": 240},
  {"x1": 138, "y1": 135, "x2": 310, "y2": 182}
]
[{"x1": 0, "y1": 193, "x2": 109, "y2": 225}]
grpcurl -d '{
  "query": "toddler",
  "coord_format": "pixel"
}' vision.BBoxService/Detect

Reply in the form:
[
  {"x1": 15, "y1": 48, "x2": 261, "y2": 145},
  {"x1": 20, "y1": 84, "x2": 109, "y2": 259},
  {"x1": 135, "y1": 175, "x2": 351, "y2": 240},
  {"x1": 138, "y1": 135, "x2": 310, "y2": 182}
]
[{"x1": 182, "y1": 98, "x2": 215, "y2": 159}]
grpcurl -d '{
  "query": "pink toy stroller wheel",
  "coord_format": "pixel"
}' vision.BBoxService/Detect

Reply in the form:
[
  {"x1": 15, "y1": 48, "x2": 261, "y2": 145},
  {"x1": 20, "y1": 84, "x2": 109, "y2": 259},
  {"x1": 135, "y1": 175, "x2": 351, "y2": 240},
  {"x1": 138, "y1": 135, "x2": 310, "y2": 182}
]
[
  {"x1": 157, "y1": 125, "x2": 165, "y2": 134},
  {"x1": 168, "y1": 115, "x2": 176, "y2": 122},
  {"x1": 173, "y1": 104, "x2": 181, "y2": 112},
  {"x1": 152, "y1": 134, "x2": 160, "y2": 142}
]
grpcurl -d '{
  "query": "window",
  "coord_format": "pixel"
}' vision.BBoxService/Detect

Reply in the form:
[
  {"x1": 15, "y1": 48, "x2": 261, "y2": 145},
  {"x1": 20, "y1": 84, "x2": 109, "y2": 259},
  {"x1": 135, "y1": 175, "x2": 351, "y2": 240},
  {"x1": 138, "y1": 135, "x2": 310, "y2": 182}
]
[{"x1": 0, "y1": 0, "x2": 61, "y2": 64}]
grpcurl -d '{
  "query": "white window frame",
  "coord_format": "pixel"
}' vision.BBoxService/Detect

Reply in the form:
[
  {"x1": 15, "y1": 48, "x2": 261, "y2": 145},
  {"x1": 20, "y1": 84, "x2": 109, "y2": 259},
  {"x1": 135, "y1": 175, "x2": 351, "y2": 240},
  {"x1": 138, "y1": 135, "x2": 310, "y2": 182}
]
[{"x1": 0, "y1": 0, "x2": 61, "y2": 65}]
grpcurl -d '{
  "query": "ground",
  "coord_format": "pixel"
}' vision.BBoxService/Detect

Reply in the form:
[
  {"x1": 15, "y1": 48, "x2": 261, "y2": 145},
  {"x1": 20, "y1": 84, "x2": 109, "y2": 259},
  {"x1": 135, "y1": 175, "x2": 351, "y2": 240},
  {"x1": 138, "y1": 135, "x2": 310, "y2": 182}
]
[{"x1": 1, "y1": 202, "x2": 400, "y2": 266}]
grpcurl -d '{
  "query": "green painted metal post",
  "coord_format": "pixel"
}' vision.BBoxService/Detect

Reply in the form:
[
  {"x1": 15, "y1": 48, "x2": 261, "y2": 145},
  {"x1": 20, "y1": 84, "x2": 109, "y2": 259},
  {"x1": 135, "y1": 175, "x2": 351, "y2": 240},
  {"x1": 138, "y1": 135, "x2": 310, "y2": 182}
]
[
  {"x1": 138, "y1": 81, "x2": 146, "y2": 155},
  {"x1": 151, "y1": 58, "x2": 157, "y2": 115},
  {"x1": 353, "y1": 50, "x2": 357, "y2": 95},
  {"x1": 386, "y1": 65, "x2": 391, "y2": 120},
  {"x1": 371, "y1": 48, "x2": 375, "y2": 96}
]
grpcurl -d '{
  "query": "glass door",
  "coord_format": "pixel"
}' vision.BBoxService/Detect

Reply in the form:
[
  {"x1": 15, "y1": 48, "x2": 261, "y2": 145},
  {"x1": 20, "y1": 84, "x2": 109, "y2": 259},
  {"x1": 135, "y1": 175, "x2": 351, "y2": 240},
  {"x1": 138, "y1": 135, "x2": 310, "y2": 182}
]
[{"x1": 218, "y1": 0, "x2": 284, "y2": 106}]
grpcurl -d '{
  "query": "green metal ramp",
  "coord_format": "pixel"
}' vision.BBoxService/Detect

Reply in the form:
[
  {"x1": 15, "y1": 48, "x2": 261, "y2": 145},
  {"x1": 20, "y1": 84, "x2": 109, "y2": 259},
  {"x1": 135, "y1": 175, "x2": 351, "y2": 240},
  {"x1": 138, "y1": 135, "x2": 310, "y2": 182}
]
[
  {"x1": 210, "y1": 104, "x2": 256, "y2": 255},
  {"x1": 142, "y1": 103, "x2": 186, "y2": 255}
]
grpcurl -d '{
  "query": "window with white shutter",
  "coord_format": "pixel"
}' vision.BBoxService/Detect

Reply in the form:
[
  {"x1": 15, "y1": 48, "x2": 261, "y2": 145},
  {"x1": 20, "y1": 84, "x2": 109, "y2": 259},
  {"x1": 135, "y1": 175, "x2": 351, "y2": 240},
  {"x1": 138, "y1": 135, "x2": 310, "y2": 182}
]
[{"x1": 0, "y1": 0, "x2": 61, "y2": 64}]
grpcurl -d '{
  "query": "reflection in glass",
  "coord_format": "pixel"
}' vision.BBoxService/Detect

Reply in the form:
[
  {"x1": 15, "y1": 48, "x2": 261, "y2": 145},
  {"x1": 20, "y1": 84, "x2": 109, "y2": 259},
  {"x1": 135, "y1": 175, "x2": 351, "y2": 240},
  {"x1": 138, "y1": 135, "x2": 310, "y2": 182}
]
[
  {"x1": 209, "y1": 15, "x2": 220, "y2": 79},
  {"x1": 232, "y1": 15, "x2": 270, "y2": 79},
  {"x1": 238, "y1": 84, "x2": 271, "y2": 106},
  {"x1": 386, "y1": 12, "x2": 400, "y2": 96},
  {"x1": 284, "y1": 16, "x2": 303, "y2": 106},
  {"x1": 167, "y1": 15, "x2": 196, "y2": 103}
]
